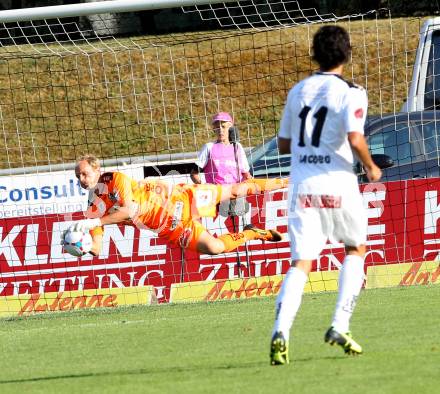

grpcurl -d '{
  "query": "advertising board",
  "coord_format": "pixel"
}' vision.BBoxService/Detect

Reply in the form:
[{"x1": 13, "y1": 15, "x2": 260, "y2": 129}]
[{"x1": 1, "y1": 175, "x2": 439, "y2": 303}]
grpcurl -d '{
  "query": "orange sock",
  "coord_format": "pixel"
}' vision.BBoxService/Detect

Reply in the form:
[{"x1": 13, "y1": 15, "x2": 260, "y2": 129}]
[{"x1": 218, "y1": 232, "x2": 250, "y2": 252}]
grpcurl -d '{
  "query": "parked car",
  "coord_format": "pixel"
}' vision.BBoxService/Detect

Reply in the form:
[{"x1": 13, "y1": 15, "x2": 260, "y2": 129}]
[
  {"x1": 402, "y1": 17, "x2": 440, "y2": 112},
  {"x1": 247, "y1": 111, "x2": 440, "y2": 182}
]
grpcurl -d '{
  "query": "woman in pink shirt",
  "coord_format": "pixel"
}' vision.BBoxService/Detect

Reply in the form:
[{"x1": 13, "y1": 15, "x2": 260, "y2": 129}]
[{"x1": 191, "y1": 112, "x2": 252, "y2": 184}]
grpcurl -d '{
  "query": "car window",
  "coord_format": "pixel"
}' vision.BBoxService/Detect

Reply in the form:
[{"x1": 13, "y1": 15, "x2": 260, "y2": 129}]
[
  {"x1": 412, "y1": 120, "x2": 439, "y2": 160},
  {"x1": 424, "y1": 30, "x2": 440, "y2": 109},
  {"x1": 248, "y1": 138, "x2": 278, "y2": 162},
  {"x1": 368, "y1": 123, "x2": 412, "y2": 165},
  {"x1": 368, "y1": 119, "x2": 439, "y2": 166},
  {"x1": 247, "y1": 137, "x2": 291, "y2": 177}
]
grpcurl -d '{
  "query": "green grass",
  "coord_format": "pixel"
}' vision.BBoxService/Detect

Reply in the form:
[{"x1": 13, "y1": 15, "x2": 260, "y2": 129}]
[{"x1": 0, "y1": 285, "x2": 439, "y2": 393}]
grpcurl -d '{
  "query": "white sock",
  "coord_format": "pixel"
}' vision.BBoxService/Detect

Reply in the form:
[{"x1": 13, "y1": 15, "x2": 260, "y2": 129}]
[
  {"x1": 272, "y1": 266, "x2": 308, "y2": 341},
  {"x1": 331, "y1": 254, "x2": 365, "y2": 333}
]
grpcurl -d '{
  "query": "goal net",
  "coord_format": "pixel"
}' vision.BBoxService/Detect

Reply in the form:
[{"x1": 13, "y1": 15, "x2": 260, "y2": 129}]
[{"x1": 0, "y1": 0, "x2": 434, "y2": 315}]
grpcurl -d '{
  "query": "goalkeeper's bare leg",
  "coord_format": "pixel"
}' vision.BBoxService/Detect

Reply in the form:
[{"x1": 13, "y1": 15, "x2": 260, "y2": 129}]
[
  {"x1": 192, "y1": 178, "x2": 287, "y2": 254},
  {"x1": 218, "y1": 178, "x2": 288, "y2": 202}
]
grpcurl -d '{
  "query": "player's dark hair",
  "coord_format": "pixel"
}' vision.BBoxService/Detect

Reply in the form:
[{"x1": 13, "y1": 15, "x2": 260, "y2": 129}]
[{"x1": 312, "y1": 25, "x2": 351, "y2": 71}]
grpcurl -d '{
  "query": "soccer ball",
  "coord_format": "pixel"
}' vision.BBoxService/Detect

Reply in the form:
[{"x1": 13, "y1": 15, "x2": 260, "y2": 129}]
[{"x1": 63, "y1": 230, "x2": 93, "y2": 257}]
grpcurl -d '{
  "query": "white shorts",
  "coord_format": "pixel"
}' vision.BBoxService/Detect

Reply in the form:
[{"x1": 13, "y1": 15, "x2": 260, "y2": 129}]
[{"x1": 288, "y1": 192, "x2": 367, "y2": 261}]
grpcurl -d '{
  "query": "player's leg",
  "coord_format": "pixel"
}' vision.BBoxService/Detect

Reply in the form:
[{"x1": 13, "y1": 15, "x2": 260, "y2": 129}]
[
  {"x1": 270, "y1": 258, "x2": 313, "y2": 366},
  {"x1": 324, "y1": 245, "x2": 365, "y2": 355},
  {"x1": 214, "y1": 178, "x2": 288, "y2": 204},
  {"x1": 195, "y1": 224, "x2": 282, "y2": 255},
  {"x1": 185, "y1": 181, "x2": 287, "y2": 220},
  {"x1": 325, "y1": 198, "x2": 367, "y2": 355},
  {"x1": 177, "y1": 189, "x2": 283, "y2": 254},
  {"x1": 195, "y1": 230, "x2": 226, "y2": 255},
  {"x1": 270, "y1": 208, "x2": 327, "y2": 365}
]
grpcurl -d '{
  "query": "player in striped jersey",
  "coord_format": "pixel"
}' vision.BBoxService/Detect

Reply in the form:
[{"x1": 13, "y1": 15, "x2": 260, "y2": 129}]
[{"x1": 270, "y1": 25, "x2": 382, "y2": 365}]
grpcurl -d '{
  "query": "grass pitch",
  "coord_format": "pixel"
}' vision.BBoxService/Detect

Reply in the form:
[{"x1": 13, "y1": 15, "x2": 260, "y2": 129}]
[{"x1": 0, "y1": 285, "x2": 439, "y2": 394}]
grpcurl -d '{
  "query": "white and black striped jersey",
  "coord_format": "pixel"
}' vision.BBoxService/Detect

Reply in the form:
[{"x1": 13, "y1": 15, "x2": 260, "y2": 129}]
[{"x1": 278, "y1": 72, "x2": 367, "y2": 195}]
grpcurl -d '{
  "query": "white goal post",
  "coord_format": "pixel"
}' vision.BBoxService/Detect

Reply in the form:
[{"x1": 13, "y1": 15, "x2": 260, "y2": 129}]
[
  {"x1": 0, "y1": 0, "x2": 435, "y2": 315},
  {"x1": 0, "y1": 0, "x2": 238, "y2": 22}
]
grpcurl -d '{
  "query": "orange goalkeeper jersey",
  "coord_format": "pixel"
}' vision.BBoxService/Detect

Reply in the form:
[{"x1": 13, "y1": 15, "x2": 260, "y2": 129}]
[{"x1": 87, "y1": 172, "x2": 217, "y2": 249}]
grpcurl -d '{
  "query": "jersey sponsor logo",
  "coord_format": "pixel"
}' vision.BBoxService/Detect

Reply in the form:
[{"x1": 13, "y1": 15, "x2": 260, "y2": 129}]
[
  {"x1": 195, "y1": 189, "x2": 215, "y2": 206},
  {"x1": 144, "y1": 183, "x2": 154, "y2": 192},
  {"x1": 299, "y1": 194, "x2": 342, "y2": 208},
  {"x1": 143, "y1": 182, "x2": 162, "y2": 194},
  {"x1": 170, "y1": 201, "x2": 184, "y2": 230},
  {"x1": 354, "y1": 108, "x2": 364, "y2": 119},
  {"x1": 194, "y1": 186, "x2": 217, "y2": 217},
  {"x1": 299, "y1": 154, "x2": 331, "y2": 164},
  {"x1": 101, "y1": 172, "x2": 114, "y2": 183},
  {"x1": 229, "y1": 232, "x2": 245, "y2": 241}
]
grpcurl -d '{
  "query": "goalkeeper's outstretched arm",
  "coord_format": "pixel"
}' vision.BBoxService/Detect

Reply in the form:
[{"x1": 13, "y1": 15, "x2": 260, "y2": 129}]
[{"x1": 90, "y1": 233, "x2": 103, "y2": 256}]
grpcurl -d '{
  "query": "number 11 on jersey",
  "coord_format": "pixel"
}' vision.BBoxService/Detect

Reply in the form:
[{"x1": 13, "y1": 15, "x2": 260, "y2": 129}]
[{"x1": 298, "y1": 106, "x2": 328, "y2": 148}]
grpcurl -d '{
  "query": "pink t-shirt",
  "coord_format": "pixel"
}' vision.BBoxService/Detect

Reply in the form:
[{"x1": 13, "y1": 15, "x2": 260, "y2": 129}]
[{"x1": 196, "y1": 142, "x2": 250, "y2": 184}]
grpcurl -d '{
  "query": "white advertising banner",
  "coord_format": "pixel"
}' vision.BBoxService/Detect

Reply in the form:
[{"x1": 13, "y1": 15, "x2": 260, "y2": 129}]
[{"x1": 0, "y1": 165, "x2": 145, "y2": 218}]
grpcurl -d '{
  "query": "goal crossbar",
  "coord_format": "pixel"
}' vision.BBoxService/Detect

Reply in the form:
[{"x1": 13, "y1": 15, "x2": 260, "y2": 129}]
[{"x1": 0, "y1": 0, "x2": 238, "y2": 23}]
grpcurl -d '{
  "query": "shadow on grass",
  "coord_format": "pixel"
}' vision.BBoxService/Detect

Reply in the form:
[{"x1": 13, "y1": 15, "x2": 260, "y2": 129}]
[
  {"x1": 0, "y1": 362, "x2": 262, "y2": 384},
  {"x1": 0, "y1": 355, "x2": 349, "y2": 384},
  {"x1": 294, "y1": 354, "x2": 356, "y2": 363}
]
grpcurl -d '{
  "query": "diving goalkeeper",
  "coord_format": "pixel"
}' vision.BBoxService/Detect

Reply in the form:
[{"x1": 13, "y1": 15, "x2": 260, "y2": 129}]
[{"x1": 67, "y1": 155, "x2": 287, "y2": 255}]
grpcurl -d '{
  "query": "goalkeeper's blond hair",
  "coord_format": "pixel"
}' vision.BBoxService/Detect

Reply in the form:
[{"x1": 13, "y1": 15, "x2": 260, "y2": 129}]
[{"x1": 76, "y1": 154, "x2": 100, "y2": 170}]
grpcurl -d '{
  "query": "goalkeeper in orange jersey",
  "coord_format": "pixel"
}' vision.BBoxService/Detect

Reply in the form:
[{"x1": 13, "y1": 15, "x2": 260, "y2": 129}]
[{"x1": 69, "y1": 155, "x2": 288, "y2": 256}]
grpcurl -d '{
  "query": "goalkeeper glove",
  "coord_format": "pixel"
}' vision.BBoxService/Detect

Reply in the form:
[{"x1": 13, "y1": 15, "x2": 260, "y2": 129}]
[{"x1": 68, "y1": 218, "x2": 102, "y2": 233}]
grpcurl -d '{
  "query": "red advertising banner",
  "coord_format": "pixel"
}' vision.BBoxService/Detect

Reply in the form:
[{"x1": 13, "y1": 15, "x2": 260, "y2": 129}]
[{"x1": 1, "y1": 178, "x2": 439, "y2": 302}]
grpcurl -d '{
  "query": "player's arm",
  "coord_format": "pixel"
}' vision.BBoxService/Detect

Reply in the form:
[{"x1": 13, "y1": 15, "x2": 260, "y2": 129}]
[
  {"x1": 191, "y1": 144, "x2": 211, "y2": 184},
  {"x1": 89, "y1": 232, "x2": 103, "y2": 256},
  {"x1": 348, "y1": 132, "x2": 382, "y2": 182},
  {"x1": 344, "y1": 88, "x2": 381, "y2": 183},
  {"x1": 97, "y1": 173, "x2": 136, "y2": 225},
  {"x1": 69, "y1": 204, "x2": 132, "y2": 233},
  {"x1": 238, "y1": 144, "x2": 253, "y2": 180},
  {"x1": 190, "y1": 164, "x2": 203, "y2": 184},
  {"x1": 241, "y1": 171, "x2": 252, "y2": 180},
  {"x1": 278, "y1": 91, "x2": 294, "y2": 154},
  {"x1": 72, "y1": 173, "x2": 135, "y2": 231},
  {"x1": 278, "y1": 137, "x2": 291, "y2": 154},
  {"x1": 99, "y1": 206, "x2": 131, "y2": 225}
]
